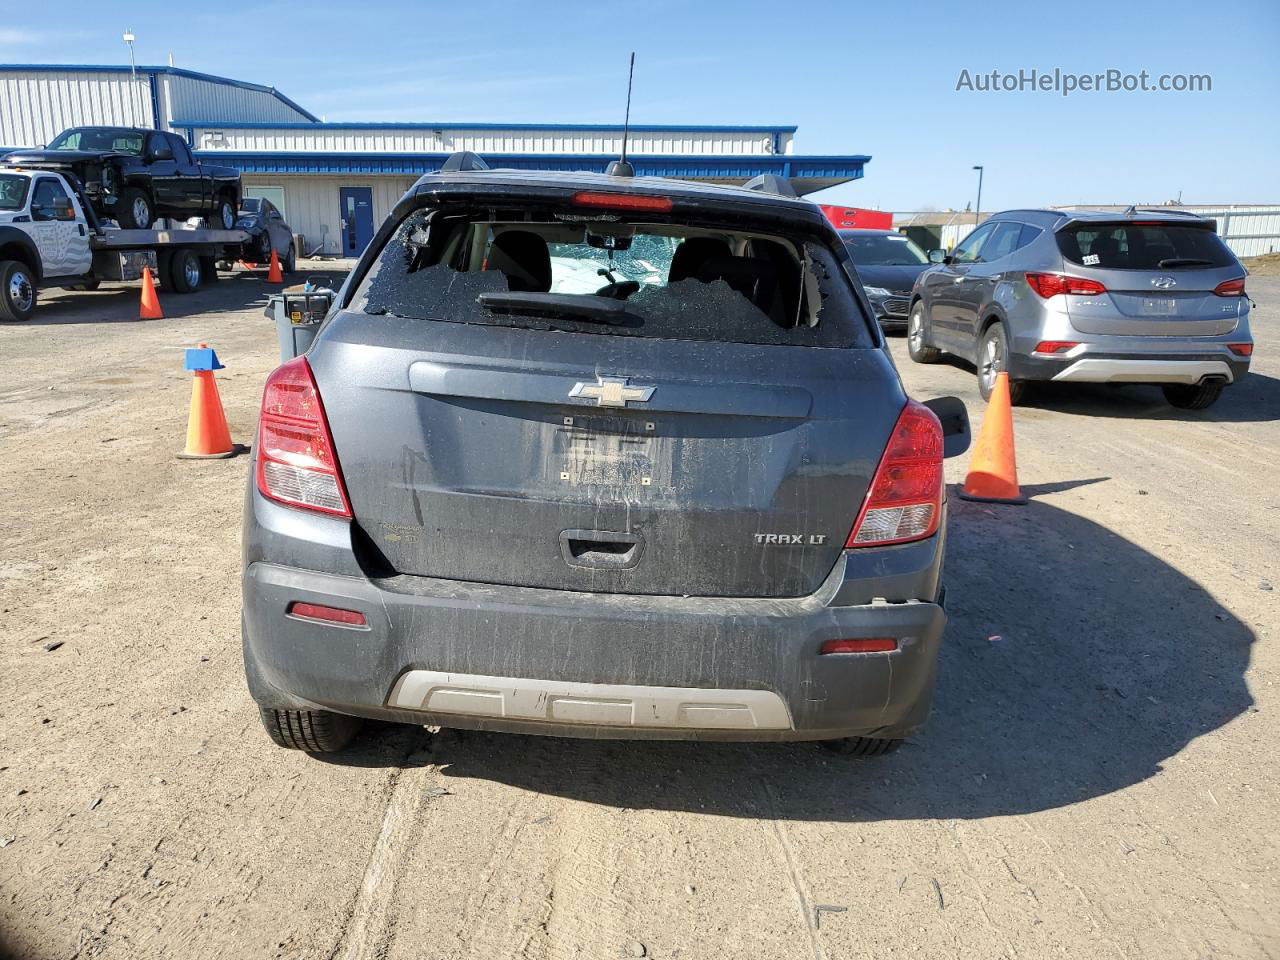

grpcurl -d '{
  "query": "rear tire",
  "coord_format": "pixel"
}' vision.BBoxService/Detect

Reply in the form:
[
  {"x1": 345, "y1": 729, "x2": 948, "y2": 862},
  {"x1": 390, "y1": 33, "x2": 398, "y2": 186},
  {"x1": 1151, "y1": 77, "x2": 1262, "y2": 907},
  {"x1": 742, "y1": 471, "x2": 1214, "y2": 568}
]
[
  {"x1": 1162, "y1": 381, "x2": 1224, "y2": 410},
  {"x1": 977, "y1": 321, "x2": 1027, "y2": 404},
  {"x1": 118, "y1": 187, "x2": 154, "y2": 229},
  {"x1": 0, "y1": 259, "x2": 37, "y2": 322},
  {"x1": 166, "y1": 248, "x2": 202, "y2": 294},
  {"x1": 258, "y1": 706, "x2": 362, "y2": 752},
  {"x1": 820, "y1": 737, "x2": 902, "y2": 757},
  {"x1": 907, "y1": 301, "x2": 941, "y2": 363},
  {"x1": 212, "y1": 196, "x2": 236, "y2": 231},
  {"x1": 282, "y1": 245, "x2": 296, "y2": 274}
]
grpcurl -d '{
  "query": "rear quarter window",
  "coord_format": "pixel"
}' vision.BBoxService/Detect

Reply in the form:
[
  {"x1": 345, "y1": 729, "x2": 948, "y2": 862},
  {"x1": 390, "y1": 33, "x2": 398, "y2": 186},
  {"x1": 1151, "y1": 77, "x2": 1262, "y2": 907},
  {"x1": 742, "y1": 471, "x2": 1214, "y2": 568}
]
[
  {"x1": 351, "y1": 204, "x2": 875, "y2": 348},
  {"x1": 1057, "y1": 222, "x2": 1236, "y2": 270}
]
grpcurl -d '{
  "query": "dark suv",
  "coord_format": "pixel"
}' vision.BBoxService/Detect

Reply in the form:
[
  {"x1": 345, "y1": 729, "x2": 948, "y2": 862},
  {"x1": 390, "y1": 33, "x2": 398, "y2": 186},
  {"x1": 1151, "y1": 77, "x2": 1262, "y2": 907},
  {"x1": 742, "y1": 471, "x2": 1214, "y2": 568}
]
[
  {"x1": 6, "y1": 127, "x2": 241, "y2": 230},
  {"x1": 241, "y1": 158, "x2": 967, "y2": 754}
]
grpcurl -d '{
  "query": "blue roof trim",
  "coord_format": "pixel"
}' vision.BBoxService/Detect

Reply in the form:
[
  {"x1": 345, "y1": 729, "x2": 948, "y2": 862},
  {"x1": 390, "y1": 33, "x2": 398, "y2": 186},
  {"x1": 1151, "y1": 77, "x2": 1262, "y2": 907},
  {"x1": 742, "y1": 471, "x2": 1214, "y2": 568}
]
[
  {"x1": 0, "y1": 64, "x2": 319, "y2": 122},
  {"x1": 176, "y1": 119, "x2": 798, "y2": 134},
  {"x1": 194, "y1": 151, "x2": 868, "y2": 182}
]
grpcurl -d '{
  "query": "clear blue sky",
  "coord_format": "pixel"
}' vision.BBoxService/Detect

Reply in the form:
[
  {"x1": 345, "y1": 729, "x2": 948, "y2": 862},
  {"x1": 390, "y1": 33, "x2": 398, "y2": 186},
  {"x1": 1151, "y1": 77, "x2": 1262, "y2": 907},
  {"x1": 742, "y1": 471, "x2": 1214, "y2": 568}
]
[{"x1": 3, "y1": 0, "x2": 1277, "y2": 211}]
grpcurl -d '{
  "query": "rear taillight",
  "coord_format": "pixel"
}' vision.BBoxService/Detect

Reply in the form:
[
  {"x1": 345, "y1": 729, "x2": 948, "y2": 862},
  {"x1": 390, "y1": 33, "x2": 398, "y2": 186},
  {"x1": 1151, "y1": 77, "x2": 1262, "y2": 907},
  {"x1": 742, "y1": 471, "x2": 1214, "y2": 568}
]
[
  {"x1": 846, "y1": 400, "x2": 943, "y2": 548},
  {"x1": 1213, "y1": 277, "x2": 1247, "y2": 297},
  {"x1": 1228, "y1": 343, "x2": 1253, "y2": 357},
  {"x1": 255, "y1": 356, "x2": 352, "y2": 518},
  {"x1": 1032, "y1": 340, "x2": 1081, "y2": 354},
  {"x1": 572, "y1": 190, "x2": 673, "y2": 212},
  {"x1": 1025, "y1": 272, "x2": 1107, "y2": 298}
]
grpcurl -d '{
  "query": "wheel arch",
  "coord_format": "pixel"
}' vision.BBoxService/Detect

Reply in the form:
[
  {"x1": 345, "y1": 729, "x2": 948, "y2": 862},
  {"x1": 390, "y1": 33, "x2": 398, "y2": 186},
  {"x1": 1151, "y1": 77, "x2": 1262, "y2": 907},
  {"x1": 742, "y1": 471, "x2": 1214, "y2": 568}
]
[{"x1": 0, "y1": 229, "x2": 43, "y2": 281}]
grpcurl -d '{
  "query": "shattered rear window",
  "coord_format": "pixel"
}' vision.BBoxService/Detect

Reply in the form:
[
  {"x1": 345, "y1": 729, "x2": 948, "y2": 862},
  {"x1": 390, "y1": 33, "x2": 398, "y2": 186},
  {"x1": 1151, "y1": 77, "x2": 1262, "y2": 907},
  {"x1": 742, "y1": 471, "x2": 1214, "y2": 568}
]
[{"x1": 350, "y1": 206, "x2": 872, "y2": 348}]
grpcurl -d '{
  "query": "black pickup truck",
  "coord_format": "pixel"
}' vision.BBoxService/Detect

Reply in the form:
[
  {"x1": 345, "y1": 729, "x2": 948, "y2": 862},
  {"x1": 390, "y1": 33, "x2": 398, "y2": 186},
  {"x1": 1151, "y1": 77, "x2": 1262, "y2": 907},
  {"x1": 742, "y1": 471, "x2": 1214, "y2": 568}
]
[{"x1": 6, "y1": 127, "x2": 241, "y2": 230}]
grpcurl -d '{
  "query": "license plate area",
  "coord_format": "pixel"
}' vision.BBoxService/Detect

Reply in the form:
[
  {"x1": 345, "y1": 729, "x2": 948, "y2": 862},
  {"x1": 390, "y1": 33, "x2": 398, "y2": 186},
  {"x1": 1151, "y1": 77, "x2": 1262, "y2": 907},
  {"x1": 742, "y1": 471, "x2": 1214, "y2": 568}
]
[
  {"x1": 1138, "y1": 296, "x2": 1177, "y2": 316},
  {"x1": 555, "y1": 414, "x2": 660, "y2": 488}
]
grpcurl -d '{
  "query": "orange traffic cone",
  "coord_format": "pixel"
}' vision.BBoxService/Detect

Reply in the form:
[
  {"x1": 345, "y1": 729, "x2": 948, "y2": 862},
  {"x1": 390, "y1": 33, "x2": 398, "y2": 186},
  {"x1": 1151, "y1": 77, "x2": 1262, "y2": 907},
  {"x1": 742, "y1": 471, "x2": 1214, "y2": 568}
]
[
  {"x1": 267, "y1": 250, "x2": 284, "y2": 283},
  {"x1": 139, "y1": 267, "x2": 163, "y2": 320},
  {"x1": 178, "y1": 343, "x2": 241, "y2": 459},
  {"x1": 958, "y1": 371, "x2": 1026, "y2": 504}
]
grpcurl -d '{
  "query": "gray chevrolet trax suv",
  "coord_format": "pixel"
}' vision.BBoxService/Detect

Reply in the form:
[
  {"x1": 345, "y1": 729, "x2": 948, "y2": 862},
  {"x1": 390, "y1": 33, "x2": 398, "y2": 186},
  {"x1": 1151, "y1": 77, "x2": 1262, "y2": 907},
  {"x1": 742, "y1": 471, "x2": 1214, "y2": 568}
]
[
  {"x1": 242, "y1": 158, "x2": 969, "y2": 755},
  {"x1": 908, "y1": 209, "x2": 1253, "y2": 408}
]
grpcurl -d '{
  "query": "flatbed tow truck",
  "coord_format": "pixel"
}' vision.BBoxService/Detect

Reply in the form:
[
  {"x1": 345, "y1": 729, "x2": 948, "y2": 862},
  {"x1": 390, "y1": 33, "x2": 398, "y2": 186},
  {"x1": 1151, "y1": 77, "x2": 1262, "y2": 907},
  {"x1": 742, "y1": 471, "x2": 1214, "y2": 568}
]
[{"x1": 0, "y1": 164, "x2": 253, "y2": 321}]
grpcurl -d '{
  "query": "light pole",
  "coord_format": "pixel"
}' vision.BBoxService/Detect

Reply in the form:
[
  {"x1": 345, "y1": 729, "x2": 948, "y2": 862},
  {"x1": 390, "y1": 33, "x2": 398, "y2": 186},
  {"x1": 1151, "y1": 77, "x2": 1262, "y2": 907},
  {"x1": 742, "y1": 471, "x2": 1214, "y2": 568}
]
[
  {"x1": 123, "y1": 30, "x2": 141, "y2": 125},
  {"x1": 972, "y1": 165, "x2": 984, "y2": 225}
]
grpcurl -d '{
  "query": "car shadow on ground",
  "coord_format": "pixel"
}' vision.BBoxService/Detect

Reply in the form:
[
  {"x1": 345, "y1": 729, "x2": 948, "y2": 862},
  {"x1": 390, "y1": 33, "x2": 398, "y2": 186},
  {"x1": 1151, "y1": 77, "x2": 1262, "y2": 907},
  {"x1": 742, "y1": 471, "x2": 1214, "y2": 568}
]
[
  {"x1": 331, "y1": 484, "x2": 1255, "y2": 822},
  {"x1": 9, "y1": 270, "x2": 349, "y2": 326},
  {"x1": 928, "y1": 354, "x2": 1279, "y2": 424}
]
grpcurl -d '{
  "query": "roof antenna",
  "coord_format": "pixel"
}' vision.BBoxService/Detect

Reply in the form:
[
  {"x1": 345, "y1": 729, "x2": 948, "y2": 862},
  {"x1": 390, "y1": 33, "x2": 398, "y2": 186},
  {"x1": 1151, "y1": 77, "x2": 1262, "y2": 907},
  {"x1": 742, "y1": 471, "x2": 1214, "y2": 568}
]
[{"x1": 606, "y1": 53, "x2": 636, "y2": 178}]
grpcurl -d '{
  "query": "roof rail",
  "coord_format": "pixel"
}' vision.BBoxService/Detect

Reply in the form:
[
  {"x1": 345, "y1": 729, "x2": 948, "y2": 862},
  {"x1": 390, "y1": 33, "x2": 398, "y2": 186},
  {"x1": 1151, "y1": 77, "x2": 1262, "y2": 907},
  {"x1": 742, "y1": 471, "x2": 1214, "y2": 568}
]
[
  {"x1": 742, "y1": 173, "x2": 797, "y2": 198},
  {"x1": 440, "y1": 150, "x2": 490, "y2": 173}
]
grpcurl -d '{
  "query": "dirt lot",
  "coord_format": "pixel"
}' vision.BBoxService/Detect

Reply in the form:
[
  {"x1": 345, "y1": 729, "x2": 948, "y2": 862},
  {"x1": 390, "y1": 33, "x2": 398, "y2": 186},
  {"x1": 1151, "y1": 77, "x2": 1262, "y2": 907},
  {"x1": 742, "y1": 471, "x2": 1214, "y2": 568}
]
[{"x1": 1, "y1": 268, "x2": 1277, "y2": 960}]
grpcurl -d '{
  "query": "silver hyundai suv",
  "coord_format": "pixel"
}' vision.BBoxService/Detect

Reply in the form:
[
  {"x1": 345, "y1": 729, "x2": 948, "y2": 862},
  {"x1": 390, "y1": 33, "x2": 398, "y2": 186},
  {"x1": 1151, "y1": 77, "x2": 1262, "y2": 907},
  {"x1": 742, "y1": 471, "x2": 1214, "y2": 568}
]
[{"x1": 907, "y1": 209, "x2": 1253, "y2": 408}]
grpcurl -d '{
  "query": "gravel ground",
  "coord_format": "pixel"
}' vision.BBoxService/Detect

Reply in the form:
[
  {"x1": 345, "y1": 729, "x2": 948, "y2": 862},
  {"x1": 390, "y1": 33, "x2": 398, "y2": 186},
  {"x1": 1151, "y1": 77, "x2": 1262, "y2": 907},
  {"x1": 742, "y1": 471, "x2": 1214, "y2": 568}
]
[{"x1": 1, "y1": 267, "x2": 1276, "y2": 960}]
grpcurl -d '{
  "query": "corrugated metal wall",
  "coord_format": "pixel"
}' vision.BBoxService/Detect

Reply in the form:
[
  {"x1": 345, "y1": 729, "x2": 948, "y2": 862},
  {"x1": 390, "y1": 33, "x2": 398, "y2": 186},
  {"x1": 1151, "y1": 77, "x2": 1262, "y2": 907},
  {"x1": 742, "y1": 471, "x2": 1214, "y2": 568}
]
[
  {"x1": 161, "y1": 75, "x2": 311, "y2": 126},
  {"x1": 196, "y1": 127, "x2": 791, "y2": 156},
  {"x1": 243, "y1": 174, "x2": 416, "y2": 256},
  {"x1": 0, "y1": 70, "x2": 154, "y2": 147}
]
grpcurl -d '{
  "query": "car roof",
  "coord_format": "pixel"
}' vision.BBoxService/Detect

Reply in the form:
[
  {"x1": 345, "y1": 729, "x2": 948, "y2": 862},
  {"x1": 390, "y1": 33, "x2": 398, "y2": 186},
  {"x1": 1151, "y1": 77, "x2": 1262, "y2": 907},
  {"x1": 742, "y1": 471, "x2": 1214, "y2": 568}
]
[
  {"x1": 410, "y1": 168, "x2": 823, "y2": 215},
  {"x1": 986, "y1": 207, "x2": 1211, "y2": 227}
]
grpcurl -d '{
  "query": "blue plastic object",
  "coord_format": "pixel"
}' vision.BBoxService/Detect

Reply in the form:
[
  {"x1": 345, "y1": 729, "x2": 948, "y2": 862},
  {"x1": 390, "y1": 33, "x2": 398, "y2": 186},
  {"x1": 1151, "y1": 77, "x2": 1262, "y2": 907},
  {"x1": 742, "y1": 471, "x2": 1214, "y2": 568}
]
[{"x1": 184, "y1": 347, "x2": 224, "y2": 372}]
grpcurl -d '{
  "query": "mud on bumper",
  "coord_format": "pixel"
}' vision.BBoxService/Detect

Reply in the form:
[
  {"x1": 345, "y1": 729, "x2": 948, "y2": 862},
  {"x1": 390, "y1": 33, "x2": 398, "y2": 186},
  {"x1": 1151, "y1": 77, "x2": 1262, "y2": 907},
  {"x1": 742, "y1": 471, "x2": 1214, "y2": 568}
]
[{"x1": 242, "y1": 551, "x2": 946, "y2": 742}]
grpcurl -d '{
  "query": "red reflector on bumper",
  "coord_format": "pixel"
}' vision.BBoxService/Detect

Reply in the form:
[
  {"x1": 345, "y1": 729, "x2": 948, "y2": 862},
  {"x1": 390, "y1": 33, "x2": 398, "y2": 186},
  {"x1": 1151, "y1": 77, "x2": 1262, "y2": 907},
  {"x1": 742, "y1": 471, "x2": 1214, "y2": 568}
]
[
  {"x1": 820, "y1": 637, "x2": 898, "y2": 655},
  {"x1": 287, "y1": 601, "x2": 367, "y2": 627},
  {"x1": 1228, "y1": 343, "x2": 1253, "y2": 357}
]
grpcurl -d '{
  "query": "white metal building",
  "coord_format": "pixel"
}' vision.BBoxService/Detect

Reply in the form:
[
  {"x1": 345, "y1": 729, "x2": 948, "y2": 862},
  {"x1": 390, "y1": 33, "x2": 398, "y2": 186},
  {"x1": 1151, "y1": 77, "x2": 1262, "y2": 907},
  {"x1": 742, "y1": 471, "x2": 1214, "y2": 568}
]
[{"x1": 1, "y1": 64, "x2": 871, "y2": 256}]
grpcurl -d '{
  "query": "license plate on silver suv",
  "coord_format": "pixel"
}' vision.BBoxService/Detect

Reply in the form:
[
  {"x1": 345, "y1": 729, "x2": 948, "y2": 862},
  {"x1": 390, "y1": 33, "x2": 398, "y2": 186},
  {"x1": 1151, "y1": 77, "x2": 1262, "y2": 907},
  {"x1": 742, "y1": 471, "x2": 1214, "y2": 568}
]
[{"x1": 1139, "y1": 297, "x2": 1178, "y2": 316}]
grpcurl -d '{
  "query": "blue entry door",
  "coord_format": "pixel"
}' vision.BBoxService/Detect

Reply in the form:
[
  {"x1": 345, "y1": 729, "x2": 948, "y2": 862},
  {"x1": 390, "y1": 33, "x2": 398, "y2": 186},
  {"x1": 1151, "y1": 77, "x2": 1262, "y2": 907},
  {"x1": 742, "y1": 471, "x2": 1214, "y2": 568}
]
[{"x1": 339, "y1": 187, "x2": 375, "y2": 256}]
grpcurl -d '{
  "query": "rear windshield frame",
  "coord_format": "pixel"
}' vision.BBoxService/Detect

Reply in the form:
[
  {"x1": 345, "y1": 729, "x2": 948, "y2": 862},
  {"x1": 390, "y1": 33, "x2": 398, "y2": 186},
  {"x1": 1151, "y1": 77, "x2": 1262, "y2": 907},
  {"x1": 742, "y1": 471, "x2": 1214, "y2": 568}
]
[{"x1": 343, "y1": 193, "x2": 880, "y2": 349}]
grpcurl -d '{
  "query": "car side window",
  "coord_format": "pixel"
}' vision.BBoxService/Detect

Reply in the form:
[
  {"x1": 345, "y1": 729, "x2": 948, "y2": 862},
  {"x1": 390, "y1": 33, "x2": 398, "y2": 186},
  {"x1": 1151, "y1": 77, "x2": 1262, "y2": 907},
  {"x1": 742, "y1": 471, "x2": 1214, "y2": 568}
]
[
  {"x1": 31, "y1": 178, "x2": 76, "y2": 221},
  {"x1": 951, "y1": 222, "x2": 996, "y2": 264},
  {"x1": 168, "y1": 134, "x2": 195, "y2": 165},
  {"x1": 980, "y1": 222, "x2": 1024, "y2": 263},
  {"x1": 1017, "y1": 224, "x2": 1043, "y2": 250}
]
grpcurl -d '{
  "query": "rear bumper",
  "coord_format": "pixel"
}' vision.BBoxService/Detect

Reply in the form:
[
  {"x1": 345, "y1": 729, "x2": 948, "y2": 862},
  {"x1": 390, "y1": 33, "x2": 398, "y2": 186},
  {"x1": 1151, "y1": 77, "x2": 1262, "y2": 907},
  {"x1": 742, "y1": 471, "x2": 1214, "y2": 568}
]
[
  {"x1": 1007, "y1": 341, "x2": 1250, "y2": 385},
  {"x1": 242, "y1": 495, "x2": 948, "y2": 741}
]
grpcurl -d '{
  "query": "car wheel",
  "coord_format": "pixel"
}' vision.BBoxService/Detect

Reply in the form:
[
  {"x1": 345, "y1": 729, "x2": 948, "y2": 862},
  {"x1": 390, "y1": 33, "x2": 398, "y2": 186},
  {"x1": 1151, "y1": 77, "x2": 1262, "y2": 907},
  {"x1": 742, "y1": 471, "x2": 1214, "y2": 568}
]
[
  {"x1": 1162, "y1": 381, "x2": 1224, "y2": 410},
  {"x1": 214, "y1": 197, "x2": 236, "y2": 230},
  {"x1": 166, "y1": 248, "x2": 203, "y2": 294},
  {"x1": 119, "y1": 187, "x2": 154, "y2": 229},
  {"x1": 0, "y1": 260, "x2": 37, "y2": 322},
  {"x1": 282, "y1": 245, "x2": 296, "y2": 274},
  {"x1": 977, "y1": 321, "x2": 1027, "y2": 404},
  {"x1": 258, "y1": 706, "x2": 362, "y2": 752},
  {"x1": 907, "y1": 301, "x2": 941, "y2": 363},
  {"x1": 819, "y1": 736, "x2": 902, "y2": 757}
]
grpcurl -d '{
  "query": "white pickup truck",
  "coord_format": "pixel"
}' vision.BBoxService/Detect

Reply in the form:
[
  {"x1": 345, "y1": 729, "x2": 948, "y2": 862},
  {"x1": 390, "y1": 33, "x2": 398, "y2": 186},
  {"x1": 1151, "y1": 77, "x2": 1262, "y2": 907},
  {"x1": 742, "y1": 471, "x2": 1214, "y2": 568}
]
[{"x1": 0, "y1": 165, "x2": 250, "y2": 321}]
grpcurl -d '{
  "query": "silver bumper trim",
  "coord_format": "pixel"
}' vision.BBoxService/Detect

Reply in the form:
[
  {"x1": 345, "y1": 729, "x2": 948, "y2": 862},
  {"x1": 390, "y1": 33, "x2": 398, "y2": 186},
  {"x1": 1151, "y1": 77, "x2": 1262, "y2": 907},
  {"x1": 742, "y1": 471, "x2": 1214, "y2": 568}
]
[
  {"x1": 387, "y1": 670, "x2": 794, "y2": 731},
  {"x1": 1051, "y1": 358, "x2": 1234, "y2": 385}
]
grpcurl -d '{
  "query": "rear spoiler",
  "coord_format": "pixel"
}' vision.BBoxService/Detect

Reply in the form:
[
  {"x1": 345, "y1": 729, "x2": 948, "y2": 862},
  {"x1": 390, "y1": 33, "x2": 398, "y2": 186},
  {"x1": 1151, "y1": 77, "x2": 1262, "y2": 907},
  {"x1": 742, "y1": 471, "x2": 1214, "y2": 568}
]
[{"x1": 1055, "y1": 213, "x2": 1217, "y2": 233}]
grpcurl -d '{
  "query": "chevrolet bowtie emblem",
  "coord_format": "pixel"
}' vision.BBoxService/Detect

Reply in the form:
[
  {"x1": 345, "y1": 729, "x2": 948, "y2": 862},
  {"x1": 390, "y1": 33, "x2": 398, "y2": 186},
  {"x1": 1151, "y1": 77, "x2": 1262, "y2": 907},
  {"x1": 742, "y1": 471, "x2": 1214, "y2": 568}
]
[{"x1": 568, "y1": 376, "x2": 656, "y2": 408}]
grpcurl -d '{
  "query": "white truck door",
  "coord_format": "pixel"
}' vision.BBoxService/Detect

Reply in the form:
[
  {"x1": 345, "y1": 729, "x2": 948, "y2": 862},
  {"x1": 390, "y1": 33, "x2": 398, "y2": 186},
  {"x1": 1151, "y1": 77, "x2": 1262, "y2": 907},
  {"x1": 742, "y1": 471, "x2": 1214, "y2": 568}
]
[{"x1": 29, "y1": 175, "x2": 92, "y2": 278}]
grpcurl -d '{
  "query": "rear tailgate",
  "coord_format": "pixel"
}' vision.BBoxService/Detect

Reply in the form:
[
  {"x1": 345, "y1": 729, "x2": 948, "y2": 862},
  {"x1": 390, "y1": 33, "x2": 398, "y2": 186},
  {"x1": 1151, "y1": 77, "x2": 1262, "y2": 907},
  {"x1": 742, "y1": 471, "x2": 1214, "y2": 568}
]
[
  {"x1": 1055, "y1": 219, "x2": 1247, "y2": 336},
  {"x1": 314, "y1": 315, "x2": 901, "y2": 599}
]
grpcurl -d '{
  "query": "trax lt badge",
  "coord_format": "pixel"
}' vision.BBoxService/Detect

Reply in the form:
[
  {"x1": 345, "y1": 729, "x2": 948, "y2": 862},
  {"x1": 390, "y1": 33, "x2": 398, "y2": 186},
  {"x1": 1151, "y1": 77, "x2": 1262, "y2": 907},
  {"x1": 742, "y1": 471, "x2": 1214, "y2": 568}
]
[
  {"x1": 756, "y1": 533, "x2": 828, "y2": 545},
  {"x1": 1150, "y1": 276, "x2": 1177, "y2": 289},
  {"x1": 569, "y1": 376, "x2": 655, "y2": 408}
]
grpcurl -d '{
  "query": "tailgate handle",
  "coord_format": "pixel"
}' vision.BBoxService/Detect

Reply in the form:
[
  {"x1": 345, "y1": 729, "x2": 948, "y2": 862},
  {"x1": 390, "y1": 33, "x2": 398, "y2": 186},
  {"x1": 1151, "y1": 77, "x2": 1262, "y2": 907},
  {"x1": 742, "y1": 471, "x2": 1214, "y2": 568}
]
[{"x1": 560, "y1": 529, "x2": 643, "y2": 570}]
